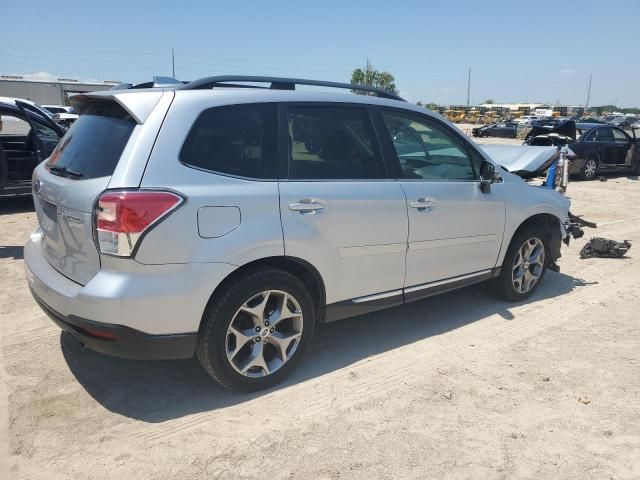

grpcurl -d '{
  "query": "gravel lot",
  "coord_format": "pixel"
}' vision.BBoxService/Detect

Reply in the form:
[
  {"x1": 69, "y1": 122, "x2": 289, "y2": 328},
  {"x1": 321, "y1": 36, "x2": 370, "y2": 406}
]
[{"x1": 1, "y1": 153, "x2": 639, "y2": 479}]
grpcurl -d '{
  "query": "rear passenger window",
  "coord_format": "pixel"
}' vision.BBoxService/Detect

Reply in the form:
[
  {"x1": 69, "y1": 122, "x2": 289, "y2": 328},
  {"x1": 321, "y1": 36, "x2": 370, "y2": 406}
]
[
  {"x1": 287, "y1": 106, "x2": 386, "y2": 180},
  {"x1": 180, "y1": 104, "x2": 277, "y2": 179}
]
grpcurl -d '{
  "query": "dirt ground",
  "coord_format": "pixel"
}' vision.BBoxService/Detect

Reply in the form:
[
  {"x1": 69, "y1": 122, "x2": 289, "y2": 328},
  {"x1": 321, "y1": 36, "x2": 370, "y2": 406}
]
[{"x1": 1, "y1": 152, "x2": 639, "y2": 479}]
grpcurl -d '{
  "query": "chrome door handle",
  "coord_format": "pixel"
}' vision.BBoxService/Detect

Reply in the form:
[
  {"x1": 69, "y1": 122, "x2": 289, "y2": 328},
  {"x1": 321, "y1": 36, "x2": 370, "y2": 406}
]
[
  {"x1": 288, "y1": 199, "x2": 325, "y2": 214},
  {"x1": 410, "y1": 197, "x2": 436, "y2": 211}
]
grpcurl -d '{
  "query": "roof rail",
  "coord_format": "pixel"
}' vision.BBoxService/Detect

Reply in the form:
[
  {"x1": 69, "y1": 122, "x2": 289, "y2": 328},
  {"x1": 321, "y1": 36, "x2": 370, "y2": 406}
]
[{"x1": 179, "y1": 75, "x2": 405, "y2": 101}]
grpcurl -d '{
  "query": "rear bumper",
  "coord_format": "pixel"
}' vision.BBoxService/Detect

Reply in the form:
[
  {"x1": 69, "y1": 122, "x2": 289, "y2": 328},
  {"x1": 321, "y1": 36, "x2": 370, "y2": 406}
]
[
  {"x1": 24, "y1": 227, "x2": 238, "y2": 359},
  {"x1": 30, "y1": 288, "x2": 196, "y2": 360}
]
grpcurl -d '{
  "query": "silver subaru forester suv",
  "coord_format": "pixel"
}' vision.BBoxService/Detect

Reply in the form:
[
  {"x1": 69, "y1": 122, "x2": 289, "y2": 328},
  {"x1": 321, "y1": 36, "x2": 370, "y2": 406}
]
[{"x1": 25, "y1": 76, "x2": 573, "y2": 392}]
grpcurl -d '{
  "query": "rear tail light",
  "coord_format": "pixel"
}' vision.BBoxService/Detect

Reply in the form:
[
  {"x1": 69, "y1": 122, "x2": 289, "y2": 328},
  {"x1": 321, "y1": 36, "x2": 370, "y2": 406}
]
[{"x1": 95, "y1": 190, "x2": 183, "y2": 256}]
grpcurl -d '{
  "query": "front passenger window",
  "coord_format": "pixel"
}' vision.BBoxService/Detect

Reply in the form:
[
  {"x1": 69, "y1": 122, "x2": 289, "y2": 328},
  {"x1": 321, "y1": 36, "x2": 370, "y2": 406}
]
[{"x1": 380, "y1": 111, "x2": 477, "y2": 181}]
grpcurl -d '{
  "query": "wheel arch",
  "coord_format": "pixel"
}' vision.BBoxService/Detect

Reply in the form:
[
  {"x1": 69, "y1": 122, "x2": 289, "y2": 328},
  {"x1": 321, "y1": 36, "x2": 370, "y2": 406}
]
[
  {"x1": 199, "y1": 256, "x2": 327, "y2": 332},
  {"x1": 504, "y1": 213, "x2": 563, "y2": 266}
]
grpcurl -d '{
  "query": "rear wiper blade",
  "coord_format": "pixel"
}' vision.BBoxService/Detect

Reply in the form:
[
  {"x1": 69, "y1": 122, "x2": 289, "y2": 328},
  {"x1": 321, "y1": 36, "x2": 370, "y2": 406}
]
[{"x1": 47, "y1": 164, "x2": 83, "y2": 178}]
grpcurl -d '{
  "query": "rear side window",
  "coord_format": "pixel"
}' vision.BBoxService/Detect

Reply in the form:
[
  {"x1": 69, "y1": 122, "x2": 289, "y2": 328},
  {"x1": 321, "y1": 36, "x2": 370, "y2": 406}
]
[
  {"x1": 47, "y1": 101, "x2": 135, "y2": 179},
  {"x1": 180, "y1": 104, "x2": 277, "y2": 179},
  {"x1": 287, "y1": 106, "x2": 386, "y2": 180},
  {"x1": 612, "y1": 129, "x2": 629, "y2": 143}
]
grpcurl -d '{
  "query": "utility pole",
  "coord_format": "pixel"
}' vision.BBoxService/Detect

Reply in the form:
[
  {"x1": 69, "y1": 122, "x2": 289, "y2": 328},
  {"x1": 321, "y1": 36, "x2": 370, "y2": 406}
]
[
  {"x1": 172, "y1": 48, "x2": 175, "y2": 78},
  {"x1": 466, "y1": 67, "x2": 471, "y2": 107},
  {"x1": 585, "y1": 73, "x2": 592, "y2": 109}
]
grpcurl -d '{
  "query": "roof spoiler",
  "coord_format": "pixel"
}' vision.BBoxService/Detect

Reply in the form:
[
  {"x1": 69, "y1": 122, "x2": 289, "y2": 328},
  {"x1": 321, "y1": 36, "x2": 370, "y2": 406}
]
[{"x1": 69, "y1": 90, "x2": 167, "y2": 124}]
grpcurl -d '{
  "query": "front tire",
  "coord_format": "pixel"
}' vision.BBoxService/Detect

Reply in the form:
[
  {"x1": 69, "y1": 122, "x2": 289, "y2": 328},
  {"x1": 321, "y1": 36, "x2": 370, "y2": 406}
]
[
  {"x1": 196, "y1": 268, "x2": 316, "y2": 392},
  {"x1": 493, "y1": 227, "x2": 549, "y2": 301}
]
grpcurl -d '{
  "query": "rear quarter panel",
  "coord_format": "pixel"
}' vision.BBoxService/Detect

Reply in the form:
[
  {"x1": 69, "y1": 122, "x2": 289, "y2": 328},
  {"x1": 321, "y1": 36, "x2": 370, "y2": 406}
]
[{"x1": 135, "y1": 93, "x2": 284, "y2": 267}]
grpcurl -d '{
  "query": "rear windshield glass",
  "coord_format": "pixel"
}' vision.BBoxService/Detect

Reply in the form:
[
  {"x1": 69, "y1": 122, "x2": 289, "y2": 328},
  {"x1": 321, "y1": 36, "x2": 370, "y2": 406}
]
[{"x1": 46, "y1": 101, "x2": 136, "y2": 179}]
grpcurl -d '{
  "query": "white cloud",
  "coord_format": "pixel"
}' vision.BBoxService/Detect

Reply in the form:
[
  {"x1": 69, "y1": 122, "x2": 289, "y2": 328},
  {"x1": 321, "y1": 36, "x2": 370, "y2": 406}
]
[{"x1": 560, "y1": 69, "x2": 576, "y2": 76}]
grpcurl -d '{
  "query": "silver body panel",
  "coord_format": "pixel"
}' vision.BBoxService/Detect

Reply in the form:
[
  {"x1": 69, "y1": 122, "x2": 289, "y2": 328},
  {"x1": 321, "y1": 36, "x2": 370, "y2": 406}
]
[
  {"x1": 400, "y1": 180, "x2": 505, "y2": 286},
  {"x1": 25, "y1": 87, "x2": 572, "y2": 340}
]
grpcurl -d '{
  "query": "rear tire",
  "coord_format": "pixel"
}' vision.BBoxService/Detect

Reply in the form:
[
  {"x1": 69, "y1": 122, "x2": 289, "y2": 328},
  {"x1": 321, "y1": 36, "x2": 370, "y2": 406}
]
[
  {"x1": 196, "y1": 268, "x2": 316, "y2": 392},
  {"x1": 493, "y1": 226, "x2": 549, "y2": 302},
  {"x1": 579, "y1": 155, "x2": 599, "y2": 180}
]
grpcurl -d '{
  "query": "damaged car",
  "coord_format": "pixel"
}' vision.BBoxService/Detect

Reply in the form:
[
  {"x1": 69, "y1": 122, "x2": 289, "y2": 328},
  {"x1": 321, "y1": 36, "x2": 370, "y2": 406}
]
[
  {"x1": 566, "y1": 125, "x2": 640, "y2": 179},
  {"x1": 0, "y1": 100, "x2": 64, "y2": 197},
  {"x1": 24, "y1": 75, "x2": 586, "y2": 392},
  {"x1": 521, "y1": 120, "x2": 640, "y2": 180}
]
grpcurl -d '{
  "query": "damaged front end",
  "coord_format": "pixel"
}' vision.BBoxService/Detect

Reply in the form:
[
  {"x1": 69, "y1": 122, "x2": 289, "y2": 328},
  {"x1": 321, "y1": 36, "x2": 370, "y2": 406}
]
[
  {"x1": 480, "y1": 145, "x2": 559, "y2": 179},
  {"x1": 480, "y1": 144, "x2": 596, "y2": 270}
]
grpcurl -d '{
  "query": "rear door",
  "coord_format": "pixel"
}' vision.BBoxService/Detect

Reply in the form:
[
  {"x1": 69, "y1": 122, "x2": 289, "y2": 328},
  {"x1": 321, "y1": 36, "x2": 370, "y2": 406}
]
[
  {"x1": 278, "y1": 103, "x2": 408, "y2": 313},
  {"x1": 612, "y1": 128, "x2": 632, "y2": 166},
  {"x1": 374, "y1": 108, "x2": 505, "y2": 289},
  {"x1": 593, "y1": 127, "x2": 618, "y2": 166},
  {"x1": 33, "y1": 100, "x2": 137, "y2": 284}
]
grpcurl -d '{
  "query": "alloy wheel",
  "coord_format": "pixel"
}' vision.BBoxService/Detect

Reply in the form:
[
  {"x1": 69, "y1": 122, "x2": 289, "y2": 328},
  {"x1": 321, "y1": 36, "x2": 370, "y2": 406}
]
[
  {"x1": 226, "y1": 290, "x2": 303, "y2": 378},
  {"x1": 584, "y1": 158, "x2": 597, "y2": 178},
  {"x1": 512, "y1": 237, "x2": 545, "y2": 294}
]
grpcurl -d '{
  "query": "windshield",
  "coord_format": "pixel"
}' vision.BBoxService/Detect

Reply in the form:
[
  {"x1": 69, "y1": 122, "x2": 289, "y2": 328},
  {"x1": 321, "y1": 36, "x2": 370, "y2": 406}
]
[{"x1": 46, "y1": 100, "x2": 136, "y2": 179}]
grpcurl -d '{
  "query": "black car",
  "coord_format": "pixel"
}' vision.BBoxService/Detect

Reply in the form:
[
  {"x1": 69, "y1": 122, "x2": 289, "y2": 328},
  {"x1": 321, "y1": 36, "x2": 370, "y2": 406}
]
[
  {"x1": 0, "y1": 101, "x2": 64, "y2": 197},
  {"x1": 472, "y1": 121, "x2": 519, "y2": 138},
  {"x1": 567, "y1": 125, "x2": 639, "y2": 180}
]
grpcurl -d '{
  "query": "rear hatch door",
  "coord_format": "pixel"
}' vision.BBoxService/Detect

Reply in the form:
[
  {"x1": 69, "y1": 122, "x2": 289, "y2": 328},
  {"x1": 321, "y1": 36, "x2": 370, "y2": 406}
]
[{"x1": 33, "y1": 100, "x2": 138, "y2": 285}]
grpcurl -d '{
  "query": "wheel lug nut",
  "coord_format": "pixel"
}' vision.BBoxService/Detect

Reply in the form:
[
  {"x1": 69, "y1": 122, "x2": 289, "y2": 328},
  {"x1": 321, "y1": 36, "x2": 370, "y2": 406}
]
[
  {"x1": 264, "y1": 321, "x2": 270, "y2": 327},
  {"x1": 255, "y1": 337, "x2": 261, "y2": 342},
  {"x1": 255, "y1": 326, "x2": 261, "y2": 332},
  {"x1": 270, "y1": 328, "x2": 274, "y2": 333}
]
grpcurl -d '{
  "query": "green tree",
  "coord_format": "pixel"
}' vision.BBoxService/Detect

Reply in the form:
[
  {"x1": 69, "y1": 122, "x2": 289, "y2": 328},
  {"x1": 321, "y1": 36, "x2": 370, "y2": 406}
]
[{"x1": 350, "y1": 59, "x2": 398, "y2": 95}]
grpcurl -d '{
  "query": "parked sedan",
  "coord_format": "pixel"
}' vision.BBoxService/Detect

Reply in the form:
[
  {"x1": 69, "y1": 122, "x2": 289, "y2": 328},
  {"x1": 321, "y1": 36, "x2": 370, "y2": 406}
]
[
  {"x1": 472, "y1": 121, "x2": 519, "y2": 138},
  {"x1": 567, "y1": 125, "x2": 639, "y2": 179}
]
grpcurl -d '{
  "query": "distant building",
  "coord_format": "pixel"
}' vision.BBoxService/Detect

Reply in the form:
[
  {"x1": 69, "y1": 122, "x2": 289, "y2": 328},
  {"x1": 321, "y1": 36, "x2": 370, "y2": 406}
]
[
  {"x1": 480, "y1": 103, "x2": 550, "y2": 114},
  {"x1": 0, "y1": 75, "x2": 120, "y2": 105},
  {"x1": 479, "y1": 102, "x2": 584, "y2": 117}
]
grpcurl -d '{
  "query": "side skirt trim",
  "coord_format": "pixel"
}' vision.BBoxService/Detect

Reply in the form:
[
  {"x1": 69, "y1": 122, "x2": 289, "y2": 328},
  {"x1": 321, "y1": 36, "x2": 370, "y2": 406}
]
[{"x1": 323, "y1": 268, "x2": 499, "y2": 323}]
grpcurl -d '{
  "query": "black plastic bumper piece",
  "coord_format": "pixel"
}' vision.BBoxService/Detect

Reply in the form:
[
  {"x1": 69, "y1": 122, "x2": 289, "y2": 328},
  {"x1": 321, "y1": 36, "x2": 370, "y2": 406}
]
[{"x1": 30, "y1": 288, "x2": 197, "y2": 360}]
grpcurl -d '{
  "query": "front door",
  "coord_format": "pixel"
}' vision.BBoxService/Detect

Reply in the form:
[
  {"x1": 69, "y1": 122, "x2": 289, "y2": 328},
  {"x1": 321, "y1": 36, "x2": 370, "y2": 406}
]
[
  {"x1": 278, "y1": 104, "x2": 408, "y2": 314},
  {"x1": 375, "y1": 108, "x2": 505, "y2": 289}
]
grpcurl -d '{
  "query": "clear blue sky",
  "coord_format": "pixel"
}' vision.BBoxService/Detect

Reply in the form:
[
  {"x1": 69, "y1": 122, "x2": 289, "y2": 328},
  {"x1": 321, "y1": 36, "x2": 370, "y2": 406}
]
[{"x1": 2, "y1": 0, "x2": 638, "y2": 107}]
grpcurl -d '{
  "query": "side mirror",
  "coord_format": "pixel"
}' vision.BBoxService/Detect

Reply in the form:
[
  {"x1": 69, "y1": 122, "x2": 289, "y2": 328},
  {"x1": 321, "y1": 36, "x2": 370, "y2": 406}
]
[{"x1": 480, "y1": 160, "x2": 497, "y2": 193}]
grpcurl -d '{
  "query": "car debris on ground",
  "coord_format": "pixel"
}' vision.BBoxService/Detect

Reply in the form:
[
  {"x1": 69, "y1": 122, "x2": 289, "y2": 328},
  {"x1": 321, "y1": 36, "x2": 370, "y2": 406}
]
[{"x1": 579, "y1": 238, "x2": 632, "y2": 259}]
